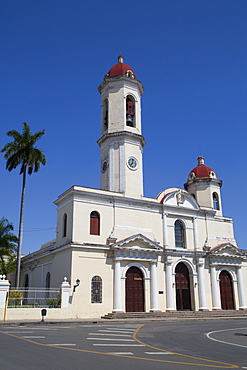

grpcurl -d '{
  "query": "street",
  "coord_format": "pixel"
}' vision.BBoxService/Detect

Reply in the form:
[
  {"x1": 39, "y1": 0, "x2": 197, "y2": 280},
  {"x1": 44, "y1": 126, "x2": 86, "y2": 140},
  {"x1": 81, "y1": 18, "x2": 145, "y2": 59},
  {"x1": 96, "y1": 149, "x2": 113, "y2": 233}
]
[{"x1": 0, "y1": 319, "x2": 247, "y2": 369}]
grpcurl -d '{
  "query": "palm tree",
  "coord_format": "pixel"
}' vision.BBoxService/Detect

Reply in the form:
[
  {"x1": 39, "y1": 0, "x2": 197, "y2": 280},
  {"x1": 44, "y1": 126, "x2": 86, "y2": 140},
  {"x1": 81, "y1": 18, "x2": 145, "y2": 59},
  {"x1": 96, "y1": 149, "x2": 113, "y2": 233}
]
[
  {"x1": 1, "y1": 123, "x2": 46, "y2": 287},
  {"x1": 0, "y1": 217, "x2": 18, "y2": 276}
]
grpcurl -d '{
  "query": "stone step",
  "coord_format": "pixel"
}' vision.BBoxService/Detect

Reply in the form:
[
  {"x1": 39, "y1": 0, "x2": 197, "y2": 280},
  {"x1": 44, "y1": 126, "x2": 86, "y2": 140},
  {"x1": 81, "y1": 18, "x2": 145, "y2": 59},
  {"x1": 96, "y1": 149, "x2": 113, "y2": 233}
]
[{"x1": 102, "y1": 310, "x2": 247, "y2": 320}]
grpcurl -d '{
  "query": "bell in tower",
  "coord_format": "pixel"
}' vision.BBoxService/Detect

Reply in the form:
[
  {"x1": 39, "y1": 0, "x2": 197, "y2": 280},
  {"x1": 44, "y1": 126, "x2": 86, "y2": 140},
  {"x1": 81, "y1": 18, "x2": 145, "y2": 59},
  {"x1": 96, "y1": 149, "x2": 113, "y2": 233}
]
[{"x1": 126, "y1": 97, "x2": 135, "y2": 127}]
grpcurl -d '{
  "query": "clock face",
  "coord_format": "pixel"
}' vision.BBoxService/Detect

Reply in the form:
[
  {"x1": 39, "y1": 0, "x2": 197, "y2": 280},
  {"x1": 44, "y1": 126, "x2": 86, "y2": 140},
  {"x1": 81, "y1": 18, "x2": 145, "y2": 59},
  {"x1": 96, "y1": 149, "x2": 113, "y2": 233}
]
[
  {"x1": 127, "y1": 156, "x2": 138, "y2": 170},
  {"x1": 101, "y1": 160, "x2": 108, "y2": 173}
]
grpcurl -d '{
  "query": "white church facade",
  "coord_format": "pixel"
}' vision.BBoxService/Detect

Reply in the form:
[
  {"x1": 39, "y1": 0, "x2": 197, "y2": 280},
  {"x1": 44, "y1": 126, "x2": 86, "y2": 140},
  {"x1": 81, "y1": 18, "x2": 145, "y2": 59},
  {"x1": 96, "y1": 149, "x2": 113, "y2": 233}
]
[{"x1": 16, "y1": 56, "x2": 247, "y2": 318}]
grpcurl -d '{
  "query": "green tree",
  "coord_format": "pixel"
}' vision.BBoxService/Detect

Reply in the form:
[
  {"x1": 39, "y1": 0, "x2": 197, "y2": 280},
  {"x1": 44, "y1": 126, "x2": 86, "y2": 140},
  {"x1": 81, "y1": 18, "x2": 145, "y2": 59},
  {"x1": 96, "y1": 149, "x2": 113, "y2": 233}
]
[
  {"x1": 1, "y1": 123, "x2": 46, "y2": 287},
  {"x1": 0, "y1": 217, "x2": 18, "y2": 275}
]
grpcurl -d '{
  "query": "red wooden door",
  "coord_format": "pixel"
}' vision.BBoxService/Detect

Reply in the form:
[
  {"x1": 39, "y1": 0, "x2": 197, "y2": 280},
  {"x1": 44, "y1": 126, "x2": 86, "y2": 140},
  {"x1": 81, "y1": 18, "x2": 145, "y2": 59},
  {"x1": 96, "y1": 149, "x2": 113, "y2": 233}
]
[
  {"x1": 175, "y1": 263, "x2": 191, "y2": 311},
  {"x1": 219, "y1": 270, "x2": 234, "y2": 310},
  {"x1": 125, "y1": 267, "x2": 144, "y2": 312}
]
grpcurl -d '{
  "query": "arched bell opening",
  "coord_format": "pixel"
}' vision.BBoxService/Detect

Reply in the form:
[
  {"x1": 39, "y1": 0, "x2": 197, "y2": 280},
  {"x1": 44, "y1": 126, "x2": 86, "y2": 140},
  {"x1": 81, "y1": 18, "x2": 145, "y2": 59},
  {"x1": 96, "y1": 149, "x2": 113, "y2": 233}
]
[
  {"x1": 126, "y1": 95, "x2": 135, "y2": 127},
  {"x1": 102, "y1": 98, "x2": 108, "y2": 130},
  {"x1": 125, "y1": 266, "x2": 144, "y2": 312}
]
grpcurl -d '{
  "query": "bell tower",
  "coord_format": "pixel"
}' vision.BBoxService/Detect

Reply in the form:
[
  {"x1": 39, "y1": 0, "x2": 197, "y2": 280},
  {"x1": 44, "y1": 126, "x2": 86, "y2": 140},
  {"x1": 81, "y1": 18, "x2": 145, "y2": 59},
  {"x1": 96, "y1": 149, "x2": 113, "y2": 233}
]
[{"x1": 97, "y1": 56, "x2": 145, "y2": 198}]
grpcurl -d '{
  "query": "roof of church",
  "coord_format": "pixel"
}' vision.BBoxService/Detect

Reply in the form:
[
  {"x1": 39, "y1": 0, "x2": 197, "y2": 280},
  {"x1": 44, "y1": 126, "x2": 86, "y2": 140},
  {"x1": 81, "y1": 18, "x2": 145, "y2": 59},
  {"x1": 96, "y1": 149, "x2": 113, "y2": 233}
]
[
  {"x1": 190, "y1": 156, "x2": 214, "y2": 178},
  {"x1": 107, "y1": 55, "x2": 136, "y2": 79}
]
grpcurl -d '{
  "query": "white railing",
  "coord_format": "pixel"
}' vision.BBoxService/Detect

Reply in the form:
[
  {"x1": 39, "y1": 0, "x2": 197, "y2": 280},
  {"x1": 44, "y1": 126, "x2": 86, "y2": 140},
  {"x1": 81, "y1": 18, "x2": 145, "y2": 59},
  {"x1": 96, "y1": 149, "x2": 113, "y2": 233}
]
[{"x1": 8, "y1": 288, "x2": 61, "y2": 308}]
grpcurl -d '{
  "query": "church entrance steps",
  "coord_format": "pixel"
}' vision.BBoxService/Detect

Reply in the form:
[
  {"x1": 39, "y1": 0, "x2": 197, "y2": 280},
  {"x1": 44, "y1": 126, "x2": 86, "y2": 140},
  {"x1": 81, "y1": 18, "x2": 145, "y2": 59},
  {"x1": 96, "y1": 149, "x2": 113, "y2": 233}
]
[{"x1": 102, "y1": 310, "x2": 247, "y2": 320}]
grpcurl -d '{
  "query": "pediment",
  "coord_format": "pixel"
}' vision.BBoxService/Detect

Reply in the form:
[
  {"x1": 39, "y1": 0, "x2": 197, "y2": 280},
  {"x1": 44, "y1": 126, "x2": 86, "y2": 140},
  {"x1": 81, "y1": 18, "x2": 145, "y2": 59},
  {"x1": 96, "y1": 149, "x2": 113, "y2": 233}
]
[
  {"x1": 114, "y1": 234, "x2": 163, "y2": 251},
  {"x1": 157, "y1": 188, "x2": 199, "y2": 210},
  {"x1": 209, "y1": 243, "x2": 245, "y2": 257}
]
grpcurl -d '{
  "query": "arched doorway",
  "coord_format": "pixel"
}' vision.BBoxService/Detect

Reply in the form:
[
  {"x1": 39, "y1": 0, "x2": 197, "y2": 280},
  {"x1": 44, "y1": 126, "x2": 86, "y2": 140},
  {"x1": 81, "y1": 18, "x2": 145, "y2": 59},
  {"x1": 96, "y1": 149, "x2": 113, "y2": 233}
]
[
  {"x1": 125, "y1": 266, "x2": 144, "y2": 312},
  {"x1": 219, "y1": 270, "x2": 234, "y2": 310},
  {"x1": 175, "y1": 262, "x2": 192, "y2": 310}
]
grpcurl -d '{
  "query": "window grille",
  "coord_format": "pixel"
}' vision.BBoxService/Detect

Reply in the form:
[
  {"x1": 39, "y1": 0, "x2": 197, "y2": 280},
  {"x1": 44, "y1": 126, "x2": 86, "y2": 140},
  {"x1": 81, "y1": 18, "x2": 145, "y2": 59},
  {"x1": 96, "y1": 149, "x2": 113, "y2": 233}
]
[{"x1": 91, "y1": 275, "x2": 102, "y2": 303}]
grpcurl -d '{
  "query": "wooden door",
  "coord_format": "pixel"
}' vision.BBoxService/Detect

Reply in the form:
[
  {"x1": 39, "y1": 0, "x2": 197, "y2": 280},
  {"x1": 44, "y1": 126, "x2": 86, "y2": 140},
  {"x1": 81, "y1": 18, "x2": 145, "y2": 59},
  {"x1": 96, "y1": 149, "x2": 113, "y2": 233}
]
[
  {"x1": 125, "y1": 267, "x2": 144, "y2": 312},
  {"x1": 220, "y1": 270, "x2": 234, "y2": 310},
  {"x1": 175, "y1": 262, "x2": 191, "y2": 311}
]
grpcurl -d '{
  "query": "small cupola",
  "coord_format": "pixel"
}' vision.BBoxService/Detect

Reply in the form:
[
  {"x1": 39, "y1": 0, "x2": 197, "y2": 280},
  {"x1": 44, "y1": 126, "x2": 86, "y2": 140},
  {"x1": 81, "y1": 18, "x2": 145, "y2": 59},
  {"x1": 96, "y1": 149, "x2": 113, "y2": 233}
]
[
  {"x1": 184, "y1": 156, "x2": 223, "y2": 215},
  {"x1": 104, "y1": 56, "x2": 136, "y2": 79}
]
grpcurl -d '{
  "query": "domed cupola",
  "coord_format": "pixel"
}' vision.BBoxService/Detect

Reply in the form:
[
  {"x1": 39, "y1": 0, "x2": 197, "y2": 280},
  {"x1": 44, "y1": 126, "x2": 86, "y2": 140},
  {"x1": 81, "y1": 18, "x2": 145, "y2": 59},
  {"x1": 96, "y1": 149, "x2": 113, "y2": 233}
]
[
  {"x1": 184, "y1": 156, "x2": 223, "y2": 215},
  {"x1": 189, "y1": 156, "x2": 217, "y2": 180},
  {"x1": 105, "y1": 55, "x2": 136, "y2": 79}
]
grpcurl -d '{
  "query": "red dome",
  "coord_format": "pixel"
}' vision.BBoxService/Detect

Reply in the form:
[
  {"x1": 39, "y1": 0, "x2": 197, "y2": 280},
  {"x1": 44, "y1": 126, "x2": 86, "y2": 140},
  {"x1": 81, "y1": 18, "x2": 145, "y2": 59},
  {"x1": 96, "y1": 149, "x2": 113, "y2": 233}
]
[
  {"x1": 190, "y1": 165, "x2": 214, "y2": 178},
  {"x1": 107, "y1": 56, "x2": 136, "y2": 79},
  {"x1": 190, "y1": 156, "x2": 214, "y2": 178}
]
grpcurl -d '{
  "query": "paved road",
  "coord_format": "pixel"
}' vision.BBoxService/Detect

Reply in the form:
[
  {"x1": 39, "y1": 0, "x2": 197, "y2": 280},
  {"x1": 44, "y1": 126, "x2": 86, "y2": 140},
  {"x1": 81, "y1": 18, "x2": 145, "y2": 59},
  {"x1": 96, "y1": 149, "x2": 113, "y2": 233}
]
[{"x1": 0, "y1": 319, "x2": 247, "y2": 369}]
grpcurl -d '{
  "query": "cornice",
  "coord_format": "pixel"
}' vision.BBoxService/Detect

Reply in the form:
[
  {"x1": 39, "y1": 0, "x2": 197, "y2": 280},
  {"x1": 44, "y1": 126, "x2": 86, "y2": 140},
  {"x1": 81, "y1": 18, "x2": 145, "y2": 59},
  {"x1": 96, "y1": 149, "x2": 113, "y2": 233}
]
[{"x1": 97, "y1": 131, "x2": 146, "y2": 147}]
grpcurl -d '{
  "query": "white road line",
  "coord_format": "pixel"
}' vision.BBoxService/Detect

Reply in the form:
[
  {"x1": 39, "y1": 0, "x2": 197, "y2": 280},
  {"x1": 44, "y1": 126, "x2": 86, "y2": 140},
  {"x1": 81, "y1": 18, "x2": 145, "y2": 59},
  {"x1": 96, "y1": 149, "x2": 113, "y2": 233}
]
[
  {"x1": 98, "y1": 330, "x2": 135, "y2": 334},
  {"x1": 79, "y1": 325, "x2": 109, "y2": 327},
  {"x1": 145, "y1": 352, "x2": 174, "y2": 355},
  {"x1": 23, "y1": 328, "x2": 59, "y2": 331},
  {"x1": 48, "y1": 344, "x2": 76, "y2": 346},
  {"x1": 106, "y1": 352, "x2": 134, "y2": 355},
  {"x1": 93, "y1": 344, "x2": 145, "y2": 347},
  {"x1": 106, "y1": 328, "x2": 135, "y2": 331},
  {"x1": 87, "y1": 338, "x2": 135, "y2": 341},
  {"x1": 205, "y1": 327, "x2": 247, "y2": 349},
  {"x1": 22, "y1": 336, "x2": 45, "y2": 339},
  {"x1": 88, "y1": 333, "x2": 132, "y2": 337}
]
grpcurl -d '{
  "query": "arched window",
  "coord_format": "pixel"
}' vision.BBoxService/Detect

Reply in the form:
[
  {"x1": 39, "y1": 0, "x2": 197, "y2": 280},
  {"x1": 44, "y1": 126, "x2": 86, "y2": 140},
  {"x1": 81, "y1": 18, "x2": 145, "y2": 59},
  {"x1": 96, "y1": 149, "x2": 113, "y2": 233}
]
[
  {"x1": 91, "y1": 275, "x2": 102, "y2": 303},
  {"x1": 213, "y1": 192, "x2": 220, "y2": 210},
  {"x1": 63, "y1": 213, "x2": 67, "y2": 237},
  {"x1": 174, "y1": 220, "x2": 185, "y2": 248},
  {"x1": 126, "y1": 95, "x2": 135, "y2": 127},
  {"x1": 45, "y1": 272, "x2": 51, "y2": 289},
  {"x1": 90, "y1": 211, "x2": 100, "y2": 235},
  {"x1": 23, "y1": 274, "x2": 29, "y2": 303},
  {"x1": 102, "y1": 98, "x2": 108, "y2": 129},
  {"x1": 24, "y1": 274, "x2": 29, "y2": 288}
]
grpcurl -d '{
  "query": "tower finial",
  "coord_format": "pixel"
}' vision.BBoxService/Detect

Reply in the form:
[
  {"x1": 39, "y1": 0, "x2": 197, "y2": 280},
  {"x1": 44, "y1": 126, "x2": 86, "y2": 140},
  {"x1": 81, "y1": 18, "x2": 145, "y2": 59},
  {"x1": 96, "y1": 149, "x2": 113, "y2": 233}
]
[
  {"x1": 197, "y1": 156, "x2": 205, "y2": 166},
  {"x1": 118, "y1": 55, "x2": 124, "y2": 63}
]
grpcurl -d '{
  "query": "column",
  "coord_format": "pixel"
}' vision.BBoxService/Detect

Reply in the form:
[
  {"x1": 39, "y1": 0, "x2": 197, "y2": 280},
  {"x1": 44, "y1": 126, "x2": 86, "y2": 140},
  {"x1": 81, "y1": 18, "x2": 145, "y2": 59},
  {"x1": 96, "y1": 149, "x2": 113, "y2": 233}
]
[
  {"x1": 162, "y1": 212, "x2": 168, "y2": 248},
  {"x1": 119, "y1": 142, "x2": 124, "y2": 192},
  {"x1": 236, "y1": 266, "x2": 247, "y2": 310},
  {"x1": 193, "y1": 217, "x2": 199, "y2": 251},
  {"x1": 210, "y1": 264, "x2": 221, "y2": 310},
  {"x1": 0, "y1": 275, "x2": 10, "y2": 321},
  {"x1": 165, "y1": 257, "x2": 176, "y2": 311},
  {"x1": 109, "y1": 143, "x2": 114, "y2": 191},
  {"x1": 113, "y1": 259, "x2": 122, "y2": 312},
  {"x1": 61, "y1": 277, "x2": 71, "y2": 308},
  {"x1": 197, "y1": 259, "x2": 208, "y2": 310},
  {"x1": 150, "y1": 261, "x2": 159, "y2": 311}
]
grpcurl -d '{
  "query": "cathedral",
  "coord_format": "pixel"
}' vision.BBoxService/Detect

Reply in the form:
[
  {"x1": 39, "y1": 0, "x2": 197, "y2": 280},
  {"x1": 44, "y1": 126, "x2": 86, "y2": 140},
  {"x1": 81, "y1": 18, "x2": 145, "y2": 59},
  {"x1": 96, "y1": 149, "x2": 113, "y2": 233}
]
[{"x1": 17, "y1": 56, "x2": 247, "y2": 317}]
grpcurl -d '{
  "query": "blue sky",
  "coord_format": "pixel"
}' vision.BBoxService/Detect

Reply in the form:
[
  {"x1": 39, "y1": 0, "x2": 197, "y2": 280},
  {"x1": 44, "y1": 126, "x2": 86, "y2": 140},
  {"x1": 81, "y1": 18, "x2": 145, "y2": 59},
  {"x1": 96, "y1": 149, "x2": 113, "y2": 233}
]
[{"x1": 1, "y1": 0, "x2": 247, "y2": 254}]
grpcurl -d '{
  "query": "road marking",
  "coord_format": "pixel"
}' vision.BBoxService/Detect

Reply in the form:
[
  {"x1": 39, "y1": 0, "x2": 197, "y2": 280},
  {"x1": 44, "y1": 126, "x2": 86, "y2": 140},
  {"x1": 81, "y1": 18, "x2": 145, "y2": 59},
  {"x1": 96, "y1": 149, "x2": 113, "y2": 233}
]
[
  {"x1": 93, "y1": 344, "x2": 145, "y2": 346},
  {"x1": 106, "y1": 352, "x2": 134, "y2": 355},
  {"x1": 22, "y1": 336, "x2": 45, "y2": 338},
  {"x1": 88, "y1": 338, "x2": 135, "y2": 341},
  {"x1": 4, "y1": 331, "x2": 34, "y2": 334},
  {"x1": 106, "y1": 328, "x2": 135, "y2": 331},
  {"x1": 132, "y1": 324, "x2": 238, "y2": 368},
  {"x1": 145, "y1": 352, "x2": 174, "y2": 355},
  {"x1": 48, "y1": 344, "x2": 76, "y2": 346},
  {"x1": 99, "y1": 330, "x2": 136, "y2": 334},
  {"x1": 205, "y1": 327, "x2": 247, "y2": 349},
  {"x1": 88, "y1": 333, "x2": 132, "y2": 337},
  {"x1": 23, "y1": 327, "x2": 59, "y2": 331}
]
